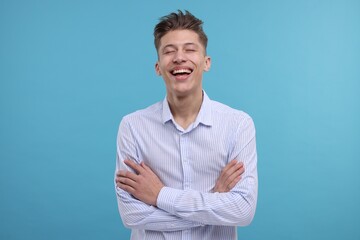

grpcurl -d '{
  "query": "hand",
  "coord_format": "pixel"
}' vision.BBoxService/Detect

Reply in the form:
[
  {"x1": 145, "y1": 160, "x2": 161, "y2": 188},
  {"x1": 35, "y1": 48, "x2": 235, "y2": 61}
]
[
  {"x1": 213, "y1": 159, "x2": 244, "y2": 193},
  {"x1": 116, "y1": 160, "x2": 164, "y2": 206}
]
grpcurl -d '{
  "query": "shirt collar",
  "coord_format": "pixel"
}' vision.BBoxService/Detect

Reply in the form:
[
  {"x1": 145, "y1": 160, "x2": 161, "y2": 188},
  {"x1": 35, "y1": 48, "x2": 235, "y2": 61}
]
[{"x1": 162, "y1": 91, "x2": 213, "y2": 127}]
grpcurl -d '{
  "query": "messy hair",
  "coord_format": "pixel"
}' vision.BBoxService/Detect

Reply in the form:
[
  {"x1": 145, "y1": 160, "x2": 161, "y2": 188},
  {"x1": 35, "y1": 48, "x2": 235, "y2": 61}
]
[{"x1": 154, "y1": 10, "x2": 208, "y2": 52}]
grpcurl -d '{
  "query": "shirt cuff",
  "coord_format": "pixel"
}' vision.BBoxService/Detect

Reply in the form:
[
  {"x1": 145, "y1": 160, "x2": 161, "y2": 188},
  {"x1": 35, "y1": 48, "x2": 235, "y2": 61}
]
[{"x1": 157, "y1": 186, "x2": 182, "y2": 214}]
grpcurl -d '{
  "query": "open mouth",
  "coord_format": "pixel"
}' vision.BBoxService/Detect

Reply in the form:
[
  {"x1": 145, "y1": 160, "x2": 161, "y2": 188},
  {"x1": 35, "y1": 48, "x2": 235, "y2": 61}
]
[{"x1": 171, "y1": 68, "x2": 193, "y2": 77}]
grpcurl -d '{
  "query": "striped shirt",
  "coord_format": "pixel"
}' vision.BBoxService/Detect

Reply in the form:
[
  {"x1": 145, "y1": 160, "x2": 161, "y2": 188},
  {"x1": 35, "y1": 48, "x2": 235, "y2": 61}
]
[{"x1": 115, "y1": 91, "x2": 258, "y2": 240}]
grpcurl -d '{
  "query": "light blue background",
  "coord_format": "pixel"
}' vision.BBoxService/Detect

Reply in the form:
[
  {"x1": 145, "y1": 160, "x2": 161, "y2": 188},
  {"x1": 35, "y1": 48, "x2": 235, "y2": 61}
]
[{"x1": 1, "y1": 1, "x2": 359, "y2": 239}]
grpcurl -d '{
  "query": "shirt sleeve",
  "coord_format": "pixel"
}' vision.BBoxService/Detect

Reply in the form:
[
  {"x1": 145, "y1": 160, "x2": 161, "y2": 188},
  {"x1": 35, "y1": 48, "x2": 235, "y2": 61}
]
[
  {"x1": 156, "y1": 116, "x2": 258, "y2": 226},
  {"x1": 115, "y1": 117, "x2": 202, "y2": 231}
]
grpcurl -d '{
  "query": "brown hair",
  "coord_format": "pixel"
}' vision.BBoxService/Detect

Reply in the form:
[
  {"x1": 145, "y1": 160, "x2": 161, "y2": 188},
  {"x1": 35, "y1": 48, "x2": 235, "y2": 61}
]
[{"x1": 154, "y1": 10, "x2": 208, "y2": 52}]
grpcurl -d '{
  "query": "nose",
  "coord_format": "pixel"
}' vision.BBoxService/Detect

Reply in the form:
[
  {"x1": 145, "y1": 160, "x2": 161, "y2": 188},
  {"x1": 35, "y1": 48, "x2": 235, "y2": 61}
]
[{"x1": 173, "y1": 50, "x2": 186, "y2": 63}]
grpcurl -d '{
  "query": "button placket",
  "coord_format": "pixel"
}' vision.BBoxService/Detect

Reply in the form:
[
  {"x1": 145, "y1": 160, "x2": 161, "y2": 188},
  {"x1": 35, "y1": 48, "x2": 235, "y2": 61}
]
[{"x1": 179, "y1": 133, "x2": 191, "y2": 190}]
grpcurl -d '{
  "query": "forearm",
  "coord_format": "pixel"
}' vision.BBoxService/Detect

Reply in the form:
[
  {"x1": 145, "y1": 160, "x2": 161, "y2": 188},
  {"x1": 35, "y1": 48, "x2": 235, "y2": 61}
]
[
  {"x1": 157, "y1": 178, "x2": 257, "y2": 226},
  {"x1": 116, "y1": 187, "x2": 203, "y2": 231}
]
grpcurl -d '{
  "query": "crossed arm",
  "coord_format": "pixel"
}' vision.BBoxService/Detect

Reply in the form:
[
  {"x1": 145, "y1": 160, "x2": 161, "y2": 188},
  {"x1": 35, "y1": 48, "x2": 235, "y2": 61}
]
[
  {"x1": 116, "y1": 159, "x2": 244, "y2": 206},
  {"x1": 115, "y1": 116, "x2": 257, "y2": 230},
  {"x1": 115, "y1": 158, "x2": 246, "y2": 231}
]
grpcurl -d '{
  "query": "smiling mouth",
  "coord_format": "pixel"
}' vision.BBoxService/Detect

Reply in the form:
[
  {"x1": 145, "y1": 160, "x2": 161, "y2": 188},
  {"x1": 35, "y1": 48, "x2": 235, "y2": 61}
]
[{"x1": 171, "y1": 68, "x2": 193, "y2": 77}]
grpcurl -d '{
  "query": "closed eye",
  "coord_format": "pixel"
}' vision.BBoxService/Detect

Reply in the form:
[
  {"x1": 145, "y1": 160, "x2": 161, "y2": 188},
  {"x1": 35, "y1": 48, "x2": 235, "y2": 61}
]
[{"x1": 165, "y1": 50, "x2": 175, "y2": 54}]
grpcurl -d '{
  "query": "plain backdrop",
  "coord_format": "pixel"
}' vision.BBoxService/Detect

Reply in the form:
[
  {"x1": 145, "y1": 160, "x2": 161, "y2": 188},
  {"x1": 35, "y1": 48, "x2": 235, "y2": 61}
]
[{"x1": 1, "y1": 1, "x2": 359, "y2": 239}]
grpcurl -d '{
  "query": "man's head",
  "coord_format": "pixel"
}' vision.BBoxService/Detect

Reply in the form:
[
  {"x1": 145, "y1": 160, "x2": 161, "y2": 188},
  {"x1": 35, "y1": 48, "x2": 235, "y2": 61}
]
[
  {"x1": 154, "y1": 10, "x2": 208, "y2": 54},
  {"x1": 153, "y1": 10, "x2": 211, "y2": 99}
]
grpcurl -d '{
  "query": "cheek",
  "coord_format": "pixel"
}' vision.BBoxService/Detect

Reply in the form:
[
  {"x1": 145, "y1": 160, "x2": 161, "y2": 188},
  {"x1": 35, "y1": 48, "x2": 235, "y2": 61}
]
[
  {"x1": 191, "y1": 55, "x2": 207, "y2": 67},
  {"x1": 195, "y1": 61, "x2": 206, "y2": 72},
  {"x1": 157, "y1": 63, "x2": 166, "y2": 74}
]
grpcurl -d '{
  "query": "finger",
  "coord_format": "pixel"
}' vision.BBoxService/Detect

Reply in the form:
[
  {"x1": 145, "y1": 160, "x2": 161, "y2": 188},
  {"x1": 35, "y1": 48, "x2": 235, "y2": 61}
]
[
  {"x1": 227, "y1": 175, "x2": 242, "y2": 190},
  {"x1": 220, "y1": 161, "x2": 242, "y2": 181},
  {"x1": 223, "y1": 165, "x2": 244, "y2": 186},
  {"x1": 116, "y1": 170, "x2": 127, "y2": 177},
  {"x1": 223, "y1": 171, "x2": 238, "y2": 187},
  {"x1": 124, "y1": 159, "x2": 143, "y2": 174},
  {"x1": 223, "y1": 160, "x2": 242, "y2": 175},
  {"x1": 117, "y1": 182, "x2": 136, "y2": 194},
  {"x1": 231, "y1": 162, "x2": 244, "y2": 173},
  {"x1": 238, "y1": 163, "x2": 245, "y2": 174},
  {"x1": 115, "y1": 171, "x2": 125, "y2": 183},
  {"x1": 116, "y1": 175, "x2": 139, "y2": 191},
  {"x1": 218, "y1": 160, "x2": 237, "y2": 182},
  {"x1": 227, "y1": 162, "x2": 244, "y2": 178},
  {"x1": 140, "y1": 161, "x2": 149, "y2": 170},
  {"x1": 117, "y1": 170, "x2": 139, "y2": 183},
  {"x1": 236, "y1": 162, "x2": 244, "y2": 169},
  {"x1": 140, "y1": 162, "x2": 155, "y2": 174},
  {"x1": 221, "y1": 159, "x2": 237, "y2": 173}
]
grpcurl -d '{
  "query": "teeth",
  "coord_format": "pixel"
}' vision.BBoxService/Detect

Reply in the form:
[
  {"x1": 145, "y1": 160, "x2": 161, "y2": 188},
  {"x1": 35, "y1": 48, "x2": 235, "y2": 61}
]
[{"x1": 172, "y1": 69, "x2": 192, "y2": 74}]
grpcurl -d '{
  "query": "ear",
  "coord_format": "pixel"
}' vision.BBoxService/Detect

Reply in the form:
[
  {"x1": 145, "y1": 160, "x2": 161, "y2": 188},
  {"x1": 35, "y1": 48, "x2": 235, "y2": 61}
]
[
  {"x1": 155, "y1": 62, "x2": 161, "y2": 76},
  {"x1": 204, "y1": 56, "x2": 211, "y2": 72}
]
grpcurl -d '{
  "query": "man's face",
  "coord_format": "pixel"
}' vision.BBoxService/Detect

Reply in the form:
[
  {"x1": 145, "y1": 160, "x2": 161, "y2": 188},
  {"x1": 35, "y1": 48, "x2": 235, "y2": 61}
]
[{"x1": 155, "y1": 29, "x2": 211, "y2": 98}]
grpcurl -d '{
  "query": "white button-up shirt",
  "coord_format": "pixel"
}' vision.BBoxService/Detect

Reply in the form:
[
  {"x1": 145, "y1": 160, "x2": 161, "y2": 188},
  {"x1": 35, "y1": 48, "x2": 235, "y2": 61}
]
[{"x1": 115, "y1": 91, "x2": 258, "y2": 240}]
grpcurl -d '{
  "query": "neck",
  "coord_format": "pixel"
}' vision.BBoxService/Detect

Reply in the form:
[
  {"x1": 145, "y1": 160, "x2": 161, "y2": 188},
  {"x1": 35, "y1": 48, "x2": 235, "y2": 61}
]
[{"x1": 167, "y1": 90, "x2": 203, "y2": 130}]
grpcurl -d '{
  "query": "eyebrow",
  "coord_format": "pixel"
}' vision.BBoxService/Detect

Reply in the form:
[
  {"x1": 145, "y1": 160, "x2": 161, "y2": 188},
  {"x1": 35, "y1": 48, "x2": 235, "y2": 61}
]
[{"x1": 162, "y1": 42, "x2": 199, "y2": 50}]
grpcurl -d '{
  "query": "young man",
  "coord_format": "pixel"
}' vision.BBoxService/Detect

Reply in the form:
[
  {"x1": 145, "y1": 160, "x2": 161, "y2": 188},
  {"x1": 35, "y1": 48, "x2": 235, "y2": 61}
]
[{"x1": 115, "y1": 10, "x2": 258, "y2": 240}]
